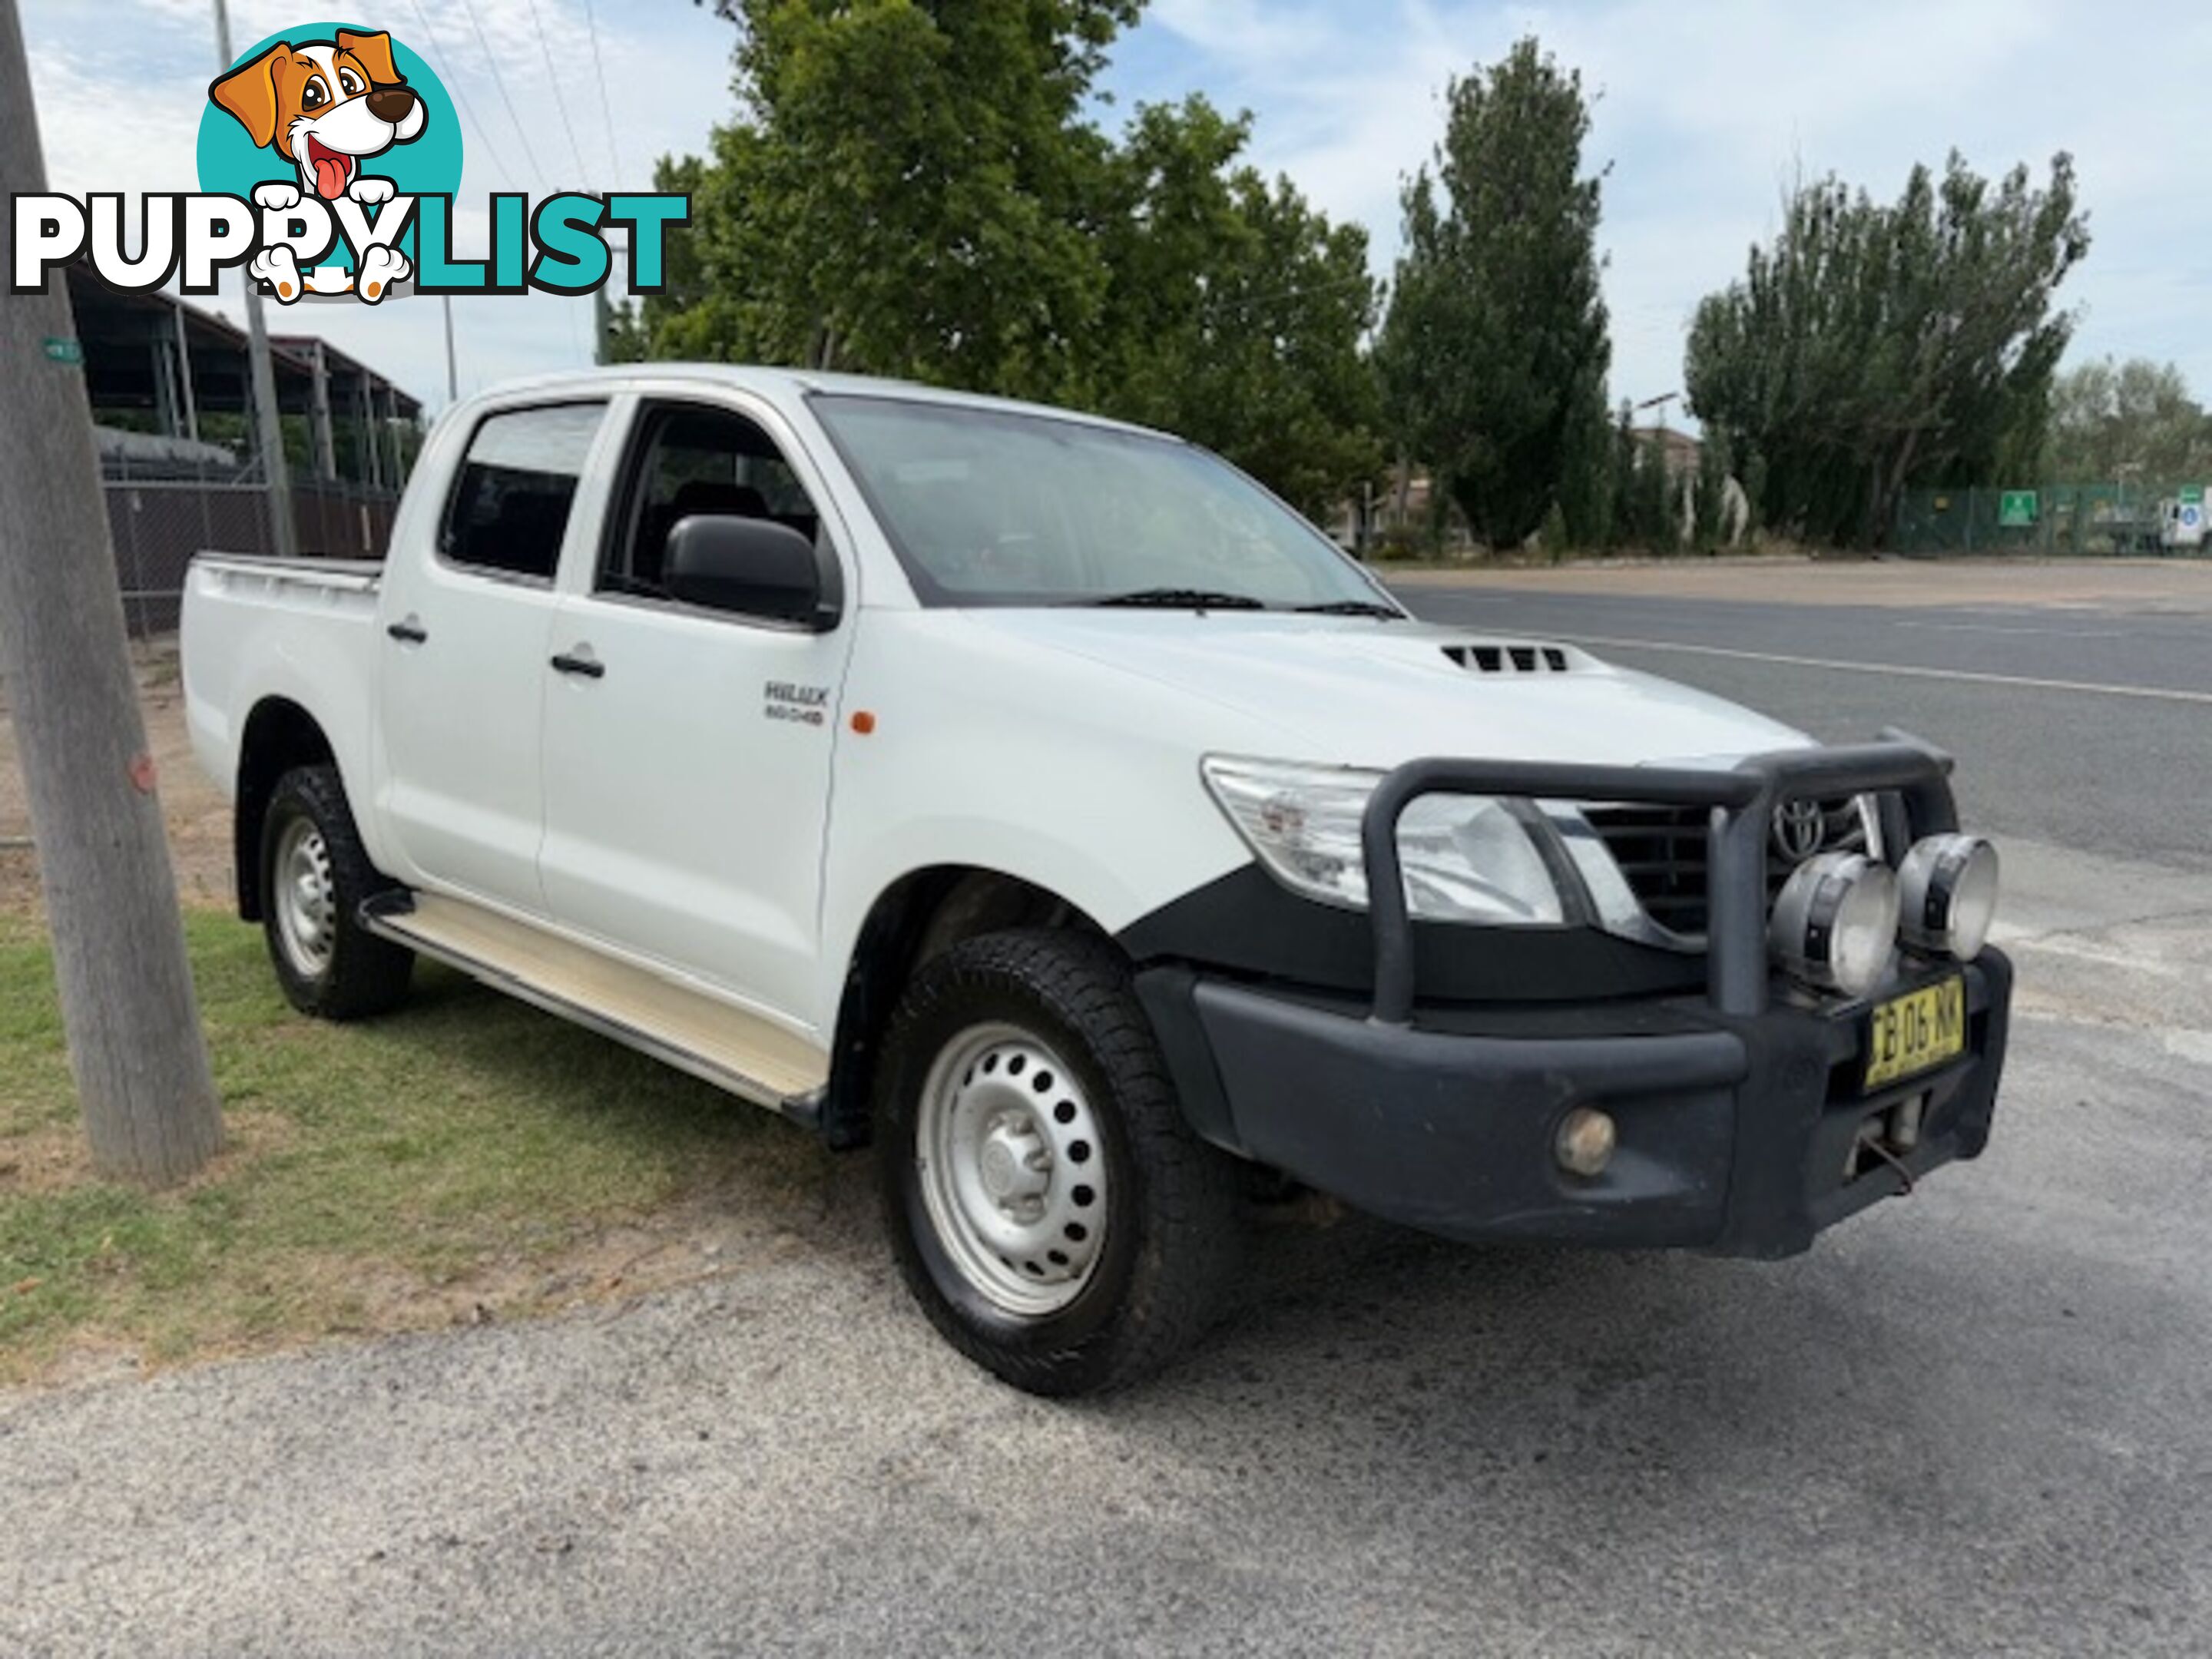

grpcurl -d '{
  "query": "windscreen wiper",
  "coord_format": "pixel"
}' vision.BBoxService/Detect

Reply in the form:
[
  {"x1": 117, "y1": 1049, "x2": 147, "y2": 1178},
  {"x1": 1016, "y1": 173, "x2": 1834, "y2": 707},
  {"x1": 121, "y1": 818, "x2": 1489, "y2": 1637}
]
[
  {"x1": 1293, "y1": 599, "x2": 1406, "y2": 619},
  {"x1": 1084, "y1": 588, "x2": 1269, "y2": 611}
]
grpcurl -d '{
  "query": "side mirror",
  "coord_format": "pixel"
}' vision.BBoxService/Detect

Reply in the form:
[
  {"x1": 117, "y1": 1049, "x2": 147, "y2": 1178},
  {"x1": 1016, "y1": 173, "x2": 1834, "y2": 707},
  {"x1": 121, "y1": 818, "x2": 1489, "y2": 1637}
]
[{"x1": 662, "y1": 515, "x2": 838, "y2": 628}]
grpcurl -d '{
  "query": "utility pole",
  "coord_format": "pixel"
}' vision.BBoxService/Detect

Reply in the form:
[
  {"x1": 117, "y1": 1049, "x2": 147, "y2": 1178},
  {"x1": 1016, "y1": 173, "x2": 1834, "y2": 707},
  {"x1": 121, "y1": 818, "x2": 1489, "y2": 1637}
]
[
  {"x1": 592, "y1": 227, "x2": 628, "y2": 366},
  {"x1": 213, "y1": 0, "x2": 296, "y2": 559},
  {"x1": 1634, "y1": 390, "x2": 1681, "y2": 445},
  {"x1": 0, "y1": 0, "x2": 224, "y2": 1184},
  {"x1": 442, "y1": 295, "x2": 459, "y2": 404}
]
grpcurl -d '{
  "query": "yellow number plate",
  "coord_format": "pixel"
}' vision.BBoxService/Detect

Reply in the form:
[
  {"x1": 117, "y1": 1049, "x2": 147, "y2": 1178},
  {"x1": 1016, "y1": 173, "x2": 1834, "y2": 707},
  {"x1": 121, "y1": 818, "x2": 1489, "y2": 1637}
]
[{"x1": 1864, "y1": 976, "x2": 1966, "y2": 1091}]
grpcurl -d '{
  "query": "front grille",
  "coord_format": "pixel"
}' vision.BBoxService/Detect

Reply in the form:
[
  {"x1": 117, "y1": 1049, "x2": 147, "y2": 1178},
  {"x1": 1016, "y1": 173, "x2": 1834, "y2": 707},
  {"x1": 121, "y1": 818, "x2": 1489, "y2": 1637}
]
[{"x1": 1582, "y1": 796, "x2": 1869, "y2": 938}]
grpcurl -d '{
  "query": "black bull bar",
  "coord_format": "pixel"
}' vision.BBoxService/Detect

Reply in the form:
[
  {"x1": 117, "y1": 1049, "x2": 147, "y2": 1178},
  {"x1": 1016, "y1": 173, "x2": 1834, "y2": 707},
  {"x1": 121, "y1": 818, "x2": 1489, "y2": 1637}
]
[{"x1": 1359, "y1": 731, "x2": 1961, "y2": 1024}]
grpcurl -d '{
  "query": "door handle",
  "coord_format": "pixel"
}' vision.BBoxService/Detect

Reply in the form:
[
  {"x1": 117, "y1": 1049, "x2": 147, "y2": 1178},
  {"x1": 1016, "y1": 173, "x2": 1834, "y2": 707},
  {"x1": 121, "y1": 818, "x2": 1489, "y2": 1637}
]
[
  {"x1": 549, "y1": 649, "x2": 605, "y2": 679},
  {"x1": 386, "y1": 617, "x2": 428, "y2": 644}
]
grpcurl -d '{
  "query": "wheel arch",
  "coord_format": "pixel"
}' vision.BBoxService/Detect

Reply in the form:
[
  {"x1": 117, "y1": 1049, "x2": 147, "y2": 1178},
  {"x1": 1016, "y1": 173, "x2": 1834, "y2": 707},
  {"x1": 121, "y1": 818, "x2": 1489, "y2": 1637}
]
[
  {"x1": 816, "y1": 865, "x2": 1110, "y2": 1151},
  {"x1": 233, "y1": 697, "x2": 338, "y2": 921}
]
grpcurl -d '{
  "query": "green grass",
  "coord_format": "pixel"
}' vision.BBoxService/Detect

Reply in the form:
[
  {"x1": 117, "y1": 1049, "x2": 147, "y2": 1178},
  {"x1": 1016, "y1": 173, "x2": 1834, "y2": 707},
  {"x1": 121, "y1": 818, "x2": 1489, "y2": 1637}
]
[{"x1": 0, "y1": 910, "x2": 814, "y2": 1382}]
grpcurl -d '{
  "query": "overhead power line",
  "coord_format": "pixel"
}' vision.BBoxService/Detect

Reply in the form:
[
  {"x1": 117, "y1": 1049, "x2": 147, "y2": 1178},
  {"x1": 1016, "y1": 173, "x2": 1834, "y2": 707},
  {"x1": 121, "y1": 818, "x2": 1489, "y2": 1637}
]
[
  {"x1": 457, "y1": 0, "x2": 550, "y2": 197},
  {"x1": 406, "y1": 0, "x2": 519, "y2": 190},
  {"x1": 582, "y1": 0, "x2": 624, "y2": 187},
  {"x1": 525, "y1": 0, "x2": 594, "y2": 192}
]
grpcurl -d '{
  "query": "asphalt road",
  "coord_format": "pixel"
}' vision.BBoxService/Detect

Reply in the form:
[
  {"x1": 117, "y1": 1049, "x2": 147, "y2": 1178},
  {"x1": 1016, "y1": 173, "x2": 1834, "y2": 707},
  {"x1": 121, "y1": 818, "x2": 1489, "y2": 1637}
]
[
  {"x1": 1394, "y1": 579, "x2": 2212, "y2": 871},
  {"x1": 4, "y1": 566, "x2": 2210, "y2": 1656}
]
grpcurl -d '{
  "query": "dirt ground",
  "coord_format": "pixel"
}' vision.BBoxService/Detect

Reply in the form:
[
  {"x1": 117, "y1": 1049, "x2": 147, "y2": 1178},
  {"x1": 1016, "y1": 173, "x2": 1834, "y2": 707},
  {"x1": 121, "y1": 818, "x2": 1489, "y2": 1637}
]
[{"x1": 0, "y1": 639, "x2": 233, "y2": 918}]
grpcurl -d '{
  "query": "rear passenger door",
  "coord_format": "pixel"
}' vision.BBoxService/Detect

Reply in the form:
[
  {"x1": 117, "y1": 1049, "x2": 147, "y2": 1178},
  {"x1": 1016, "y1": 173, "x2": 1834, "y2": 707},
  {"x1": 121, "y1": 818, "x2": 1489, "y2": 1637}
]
[
  {"x1": 537, "y1": 395, "x2": 856, "y2": 1028},
  {"x1": 376, "y1": 399, "x2": 612, "y2": 914}
]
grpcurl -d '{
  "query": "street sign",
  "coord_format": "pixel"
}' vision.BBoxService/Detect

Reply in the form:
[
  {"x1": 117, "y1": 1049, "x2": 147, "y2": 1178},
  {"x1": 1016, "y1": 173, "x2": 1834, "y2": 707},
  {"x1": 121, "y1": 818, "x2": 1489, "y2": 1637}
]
[
  {"x1": 1998, "y1": 490, "x2": 2038, "y2": 528},
  {"x1": 39, "y1": 337, "x2": 81, "y2": 366},
  {"x1": 2181, "y1": 485, "x2": 2205, "y2": 506}
]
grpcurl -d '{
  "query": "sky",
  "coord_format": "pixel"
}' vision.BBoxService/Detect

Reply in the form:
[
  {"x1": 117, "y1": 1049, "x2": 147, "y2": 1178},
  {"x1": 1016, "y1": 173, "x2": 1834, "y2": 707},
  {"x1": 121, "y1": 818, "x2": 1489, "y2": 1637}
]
[{"x1": 20, "y1": 0, "x2": 2211, "y2": 426}]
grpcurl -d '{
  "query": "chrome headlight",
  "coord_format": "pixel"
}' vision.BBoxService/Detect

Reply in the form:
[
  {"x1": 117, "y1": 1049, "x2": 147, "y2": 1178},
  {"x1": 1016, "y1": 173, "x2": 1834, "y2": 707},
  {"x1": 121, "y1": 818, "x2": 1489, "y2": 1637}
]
[
  {"x1": 1200, "y1": 757, "x2": 1565, "y2": 925},
  {"x1": 1897, "y1": 834, "x2": 1998, "y2": 959},
  {"x1": 1768, "y1": 850, "x2": 1900, "y2": 997}
]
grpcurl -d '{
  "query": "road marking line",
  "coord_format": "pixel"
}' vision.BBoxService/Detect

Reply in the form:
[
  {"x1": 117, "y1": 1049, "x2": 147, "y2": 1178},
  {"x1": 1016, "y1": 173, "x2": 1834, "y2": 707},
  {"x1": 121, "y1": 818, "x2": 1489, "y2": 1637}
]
[
  {"x1": 1552, "y1": 633, "x2": 2212, "y2": 705},
  {"x1": 1892, "y1": 621, "x2": 2128, "y2": 638}
]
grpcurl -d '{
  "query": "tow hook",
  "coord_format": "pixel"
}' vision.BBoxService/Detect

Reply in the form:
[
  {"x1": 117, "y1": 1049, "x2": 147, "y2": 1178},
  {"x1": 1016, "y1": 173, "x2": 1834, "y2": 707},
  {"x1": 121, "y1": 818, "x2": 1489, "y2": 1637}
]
[{"x1": 1849, "y1": 1094, "x2": 1926, "y2": 1190}]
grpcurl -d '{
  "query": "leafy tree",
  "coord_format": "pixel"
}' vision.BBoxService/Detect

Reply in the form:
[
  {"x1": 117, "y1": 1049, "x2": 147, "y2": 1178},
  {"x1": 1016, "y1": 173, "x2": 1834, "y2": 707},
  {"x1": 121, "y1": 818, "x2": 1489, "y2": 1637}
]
[
  {"x1": 2042, "y1": 357, "x2": 2212, "y2": 483},
  {"x1": 1555, "y1": 402, "x2": 1614, "y2": 549},
  {"x1": 1605, "y1": 402, "x2": 1637, "y2": 549},
  {"x1": 646, "y1": 3, "x2": 1380, "y2": 514},
  {"x1": 1738, "y1": 447, "x2": 1767, "y2": 538},
  {"x1": 1375, "y1": 37, "x2": 1611, "y2": 550},
  {"x1": 654, "y1": 0, "x2": 1133, "y2": 399},
  {"x1": 1601, "y1": 405, "x2": 1675, "y2": 551},
  {"x1": 1632, "y1": 433, "x2": 1674, "y2": 551},
  {"x1": 1537, "y1": 501, "x2": 1570, "y2": 563},
  {"x1": 1089, "y1": 98, "x2": 1380, "y2": 515},
  {"x1": 1685, "y1": 152, "x2": 2089, "y2": 545},
  {"x1": 1692, "y1": 428, "x2": 1730, "y2": 551}
]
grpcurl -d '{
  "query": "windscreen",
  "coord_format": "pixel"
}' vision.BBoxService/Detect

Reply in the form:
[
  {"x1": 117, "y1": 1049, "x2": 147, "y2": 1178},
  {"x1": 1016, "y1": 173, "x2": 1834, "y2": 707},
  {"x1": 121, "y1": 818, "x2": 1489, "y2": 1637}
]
[{"x1": 813, "y1": 394, "x2": 1392, "y2": 611}]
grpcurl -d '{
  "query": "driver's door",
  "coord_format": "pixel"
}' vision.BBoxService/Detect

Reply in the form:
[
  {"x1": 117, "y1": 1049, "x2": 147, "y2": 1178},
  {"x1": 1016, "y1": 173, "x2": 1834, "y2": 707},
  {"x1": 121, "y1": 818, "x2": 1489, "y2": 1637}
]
[{"x1": 536, "y1": 396, "x2": 856, "y2": 1027}]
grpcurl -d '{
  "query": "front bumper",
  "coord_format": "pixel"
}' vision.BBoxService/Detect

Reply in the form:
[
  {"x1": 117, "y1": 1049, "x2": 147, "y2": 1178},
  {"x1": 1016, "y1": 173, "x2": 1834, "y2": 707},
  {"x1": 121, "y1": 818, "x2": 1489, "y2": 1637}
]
[
  {"x1": 1132, "y1": 735, "x2": 2013, "y2": 1257},
  {"x1": 1139, "y1": 952, "x2": 2010, "y2": 1257}
]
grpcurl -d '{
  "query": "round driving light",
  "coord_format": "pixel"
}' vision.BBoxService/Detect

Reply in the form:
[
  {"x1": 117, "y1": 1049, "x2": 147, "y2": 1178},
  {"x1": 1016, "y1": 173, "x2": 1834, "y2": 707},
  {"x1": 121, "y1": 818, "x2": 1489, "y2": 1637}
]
[
  {"x1": 1555, "y1": 1107, "x2": 1616, "y2": 1178},
  {"x1": 1896, "y1": 834, "x2": 1999, "y2": 960},
  {"x1": 1769, "y1": 850, "x2": 1901, "y2": 998}
]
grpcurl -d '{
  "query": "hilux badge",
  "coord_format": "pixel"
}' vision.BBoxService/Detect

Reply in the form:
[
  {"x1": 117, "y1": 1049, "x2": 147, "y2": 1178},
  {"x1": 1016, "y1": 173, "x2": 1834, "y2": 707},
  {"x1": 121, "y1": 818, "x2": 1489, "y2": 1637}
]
[{"x1": 763, "y1": 681, "x2": 829, "y2": 726}]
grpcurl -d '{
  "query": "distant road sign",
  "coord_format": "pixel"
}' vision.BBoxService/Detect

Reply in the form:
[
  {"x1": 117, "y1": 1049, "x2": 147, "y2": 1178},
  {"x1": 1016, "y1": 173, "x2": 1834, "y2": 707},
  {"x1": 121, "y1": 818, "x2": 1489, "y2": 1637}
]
[
  {"x1": 1998, "y1": 490, "x2": 2038, "y2": 528},
  {"x1": 2181, "y1": 485, "x2": 2204, "y2": 506}
]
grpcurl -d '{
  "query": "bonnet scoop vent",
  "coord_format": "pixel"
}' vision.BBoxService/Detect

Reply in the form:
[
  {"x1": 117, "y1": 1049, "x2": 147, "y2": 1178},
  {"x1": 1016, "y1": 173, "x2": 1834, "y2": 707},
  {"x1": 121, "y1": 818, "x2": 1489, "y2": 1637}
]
[{"x1": 1442, "y1": 641, "x2": 1574, "y2": 674}]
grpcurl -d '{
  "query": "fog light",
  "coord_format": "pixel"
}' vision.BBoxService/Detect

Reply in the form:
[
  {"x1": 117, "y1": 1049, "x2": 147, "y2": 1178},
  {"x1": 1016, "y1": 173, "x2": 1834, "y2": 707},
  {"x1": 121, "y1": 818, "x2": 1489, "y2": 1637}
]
[
  {"x1": 1555, "y1": 1107, "x2": 1616, "y2": 1177},
  {"x1": 1769, "y1": 850, "x2": 1900, "y2": 998},
  {"x1": 1897, "y1": 834, "x2": 1998, "y2": 960}
]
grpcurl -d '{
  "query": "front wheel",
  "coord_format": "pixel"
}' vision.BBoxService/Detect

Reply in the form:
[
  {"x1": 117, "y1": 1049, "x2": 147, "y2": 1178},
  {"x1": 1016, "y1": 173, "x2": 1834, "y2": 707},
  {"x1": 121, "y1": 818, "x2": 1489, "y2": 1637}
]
[{"x1": 876, "y1": 929, "x2": 1243, "y2": 1396}]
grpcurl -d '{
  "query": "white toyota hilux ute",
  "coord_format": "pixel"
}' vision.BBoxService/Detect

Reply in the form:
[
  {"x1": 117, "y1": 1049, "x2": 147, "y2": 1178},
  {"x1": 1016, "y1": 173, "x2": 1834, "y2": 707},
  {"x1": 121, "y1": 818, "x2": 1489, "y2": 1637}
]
[{"x1": 184, "y1": 366, "x2": 2013, "y2": 1395}]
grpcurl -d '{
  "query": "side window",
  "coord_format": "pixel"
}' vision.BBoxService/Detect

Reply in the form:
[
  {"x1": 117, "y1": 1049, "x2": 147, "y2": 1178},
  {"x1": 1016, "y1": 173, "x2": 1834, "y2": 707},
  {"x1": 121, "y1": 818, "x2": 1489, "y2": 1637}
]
[
  {"x1": 600, "y1": 403, "x2": 822, "y2": 598},
  {"x1": 440, "y1": 402, "x2": 607, "y2": 581}
]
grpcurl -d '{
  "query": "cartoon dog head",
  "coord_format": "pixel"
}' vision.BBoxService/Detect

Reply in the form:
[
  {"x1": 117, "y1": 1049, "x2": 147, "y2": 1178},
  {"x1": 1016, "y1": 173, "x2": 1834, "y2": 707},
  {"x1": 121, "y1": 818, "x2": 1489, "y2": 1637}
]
[{"x1": 210, "y1": 29, "x2": 426, "y2": 201}]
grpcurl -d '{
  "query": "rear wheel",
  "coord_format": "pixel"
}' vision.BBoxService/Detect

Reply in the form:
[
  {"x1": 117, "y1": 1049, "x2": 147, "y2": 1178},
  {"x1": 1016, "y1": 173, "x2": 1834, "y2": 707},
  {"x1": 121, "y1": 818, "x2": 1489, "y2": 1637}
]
[
  {"x1": 260, "y1": 764, "x2": 412, "y2": 1020},
  {"x1": 877, "y1": 929, "x2": 1242, "y2": 1395}
]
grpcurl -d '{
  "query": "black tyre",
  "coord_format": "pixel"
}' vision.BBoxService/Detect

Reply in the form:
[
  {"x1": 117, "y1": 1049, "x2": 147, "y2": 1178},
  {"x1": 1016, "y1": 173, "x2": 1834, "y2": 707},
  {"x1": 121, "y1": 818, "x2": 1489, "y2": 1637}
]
[
  {"x1": 876, "y1": 928, "x2": 1243, "y2": 1396},
  {"x1": 260, "y1": 763, "x2": 413, "y2": 1020}
]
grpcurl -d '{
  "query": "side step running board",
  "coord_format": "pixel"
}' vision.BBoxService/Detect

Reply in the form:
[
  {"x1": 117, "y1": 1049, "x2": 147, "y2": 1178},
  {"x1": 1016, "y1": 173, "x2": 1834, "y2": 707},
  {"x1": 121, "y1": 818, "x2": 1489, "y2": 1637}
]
[{"x1": 362, "y1": 892, "x2": 830, "y2": 1125}]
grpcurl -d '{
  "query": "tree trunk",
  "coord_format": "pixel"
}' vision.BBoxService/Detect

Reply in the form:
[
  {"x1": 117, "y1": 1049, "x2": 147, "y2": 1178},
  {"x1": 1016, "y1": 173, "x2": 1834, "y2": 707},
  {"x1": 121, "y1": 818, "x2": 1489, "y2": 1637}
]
[
  {"x1": 0, "y1": 0, "x2": 224, "y2": 1186},
  {"x1": 1869, "y1": 428, "x2": 1922, "y2": 550}
]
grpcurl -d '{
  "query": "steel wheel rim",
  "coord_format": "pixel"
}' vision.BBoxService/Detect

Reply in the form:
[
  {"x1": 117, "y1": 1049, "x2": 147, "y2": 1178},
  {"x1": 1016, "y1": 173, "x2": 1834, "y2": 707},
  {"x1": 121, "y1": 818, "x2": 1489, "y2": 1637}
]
[
  {"x1": 273, "y1": 816, "x2": 337, "y2": 979},
  {"x1": 915, "y1": 1022, "x2": 1108, "y2": 1317}
]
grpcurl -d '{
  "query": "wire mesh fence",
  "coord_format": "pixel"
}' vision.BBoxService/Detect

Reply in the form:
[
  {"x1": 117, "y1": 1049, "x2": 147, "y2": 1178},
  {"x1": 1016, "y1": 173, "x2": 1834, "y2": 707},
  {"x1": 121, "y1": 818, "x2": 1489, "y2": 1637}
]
[
  {"x1": 100, "y1": 449, "x2": 402, "y2": 635},
  {"x1": 1891, "y1": 484, "x2": 2206, "y2": 557}
]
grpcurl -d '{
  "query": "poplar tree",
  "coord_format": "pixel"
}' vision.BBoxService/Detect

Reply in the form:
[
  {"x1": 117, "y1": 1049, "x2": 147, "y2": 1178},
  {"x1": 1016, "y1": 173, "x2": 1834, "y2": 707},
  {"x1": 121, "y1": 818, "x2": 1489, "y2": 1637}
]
[
  {"x1": 1374, "y1": 37, "x2": 1611, "y2": 549},
  {"x1": 1686, "y1": 153, "x2": 2089, "y2": 545}
]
